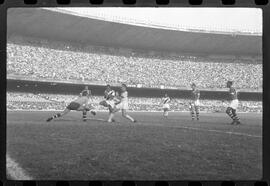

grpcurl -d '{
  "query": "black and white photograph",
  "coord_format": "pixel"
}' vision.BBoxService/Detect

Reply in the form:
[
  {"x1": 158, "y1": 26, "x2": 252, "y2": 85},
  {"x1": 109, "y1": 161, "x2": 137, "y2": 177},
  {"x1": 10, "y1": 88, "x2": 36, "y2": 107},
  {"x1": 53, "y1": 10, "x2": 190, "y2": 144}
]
[{"x1": 6, "y1": 7, "x2": 262, "y2": 180}]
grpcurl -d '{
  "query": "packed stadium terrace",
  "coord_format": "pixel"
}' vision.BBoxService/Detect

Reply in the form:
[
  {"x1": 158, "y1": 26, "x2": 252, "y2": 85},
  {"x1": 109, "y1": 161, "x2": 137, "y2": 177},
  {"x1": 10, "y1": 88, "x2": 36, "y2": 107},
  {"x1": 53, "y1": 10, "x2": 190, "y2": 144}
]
[
  {"x1": 7, "y1": 36, "x2": 262, "y2": 90},
  {"x1": 7, "y1": 92, "x2": 262, "y2": 113}
]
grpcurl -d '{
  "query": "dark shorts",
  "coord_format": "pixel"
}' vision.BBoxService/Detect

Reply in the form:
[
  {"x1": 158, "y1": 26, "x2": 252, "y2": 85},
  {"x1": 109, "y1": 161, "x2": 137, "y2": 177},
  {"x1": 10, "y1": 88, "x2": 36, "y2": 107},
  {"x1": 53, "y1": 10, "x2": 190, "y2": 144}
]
[{"x1": 66, "y1": 102, "x2": 81, "y2": 110}]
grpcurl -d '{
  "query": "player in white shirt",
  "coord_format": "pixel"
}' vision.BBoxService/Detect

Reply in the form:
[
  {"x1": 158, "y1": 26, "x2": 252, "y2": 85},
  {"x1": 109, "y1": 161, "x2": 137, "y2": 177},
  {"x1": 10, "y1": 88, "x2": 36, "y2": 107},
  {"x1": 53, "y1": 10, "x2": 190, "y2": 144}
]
[
  {"x1": 161, "y1": 93, "x2": 171, "y2": 118},
  {"x1": 107, "y1": 84, "x2": 137, "y2": 123},
  {"x1": 189, "y1": 83, "x2": 200, "y2": 121},
  {"x1": 226, "y1": 81, "x2": 241, "y2": 125}
]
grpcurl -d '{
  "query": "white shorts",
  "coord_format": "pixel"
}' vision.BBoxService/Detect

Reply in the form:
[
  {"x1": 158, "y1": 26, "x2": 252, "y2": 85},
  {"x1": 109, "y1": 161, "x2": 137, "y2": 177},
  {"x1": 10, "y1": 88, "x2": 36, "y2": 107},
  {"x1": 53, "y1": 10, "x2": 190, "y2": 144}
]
[
  {"x1": 106, "y1": 100, "x2": 115, "y2": 108},
  {"x1": 163, "y1": 104, "x2": 170, "y2": 110},
  {"x1": 116, "y1": 102, "x2": 129, "y2": 110},
  {"x1": 190, "y1": 100, "x2": 200, "y2": 107},
  {"x1": 229, "y1": 99, "x2": 239, "y2": 110}
]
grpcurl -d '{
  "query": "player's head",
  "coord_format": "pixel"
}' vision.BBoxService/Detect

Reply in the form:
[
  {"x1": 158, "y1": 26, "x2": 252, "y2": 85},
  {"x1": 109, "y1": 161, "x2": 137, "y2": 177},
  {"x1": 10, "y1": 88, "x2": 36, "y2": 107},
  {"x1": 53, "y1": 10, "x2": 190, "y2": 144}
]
[
  {"x1": 106, "y1": 84, "x2": 111, "y2": 90},
  {"x1": 121, "y1": 84, "x2": 127, "y2": 91},
  {"x1": 165, "y1": 93, "x2": 168, "y2": 97},
  {"x1": 191, "y1": 83, "x2": 196, "y2": 90},
  {"x1": 81, "y1": 90, "x2": 89, "y2": 97},
  {"x1": 227, "y1": 81, "x2": 233, "y2": 88},
  {"x1": 85, "y1": 86, "x2": 89, "y2": 90}
]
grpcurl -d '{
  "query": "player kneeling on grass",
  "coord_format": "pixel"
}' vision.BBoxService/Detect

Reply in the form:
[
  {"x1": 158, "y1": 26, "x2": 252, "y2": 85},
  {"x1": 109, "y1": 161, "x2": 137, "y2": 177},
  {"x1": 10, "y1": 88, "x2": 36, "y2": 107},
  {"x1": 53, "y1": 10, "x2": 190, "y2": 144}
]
[
  {"x1": 161, "y1": 93, "x2": 171, "y2": 118},
  {"x1": 46, "y1": 91, "x2": 96, "y2": 122},
  {"x1": 226, "y1": 81, "x2": 241, "y2": 125},
  {"x1": 107, "y1": 84, "x2": 137, "y2": 123},
  {"x1": 189, "y1": 83, "x2": 200, "y2": 121}
]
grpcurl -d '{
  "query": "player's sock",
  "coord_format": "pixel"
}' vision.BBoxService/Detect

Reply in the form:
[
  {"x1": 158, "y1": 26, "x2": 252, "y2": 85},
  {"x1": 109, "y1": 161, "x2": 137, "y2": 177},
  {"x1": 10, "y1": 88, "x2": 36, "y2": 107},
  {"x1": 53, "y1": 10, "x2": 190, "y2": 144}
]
[
  {"x1": 47, "y1": 113, "x2": 61, "y2": 122},
  {"x1": 195, "y1": 106, "x2": 199, "y2": 120},
  {"x1": 125, "y1": 114, "x2": 135, "y2": 122},
  {"x1": 232, "y1": 109, "x2": 240, "y2": 124},
  {"x1": 191, "y1": 111, "x2": 195, "y2": 120},
  {"x1": 83, "y1": 110, "x2": 87, "y2": 121},
  {"x1": 90, "y1": 110, "x2": 96, "y2": 116},
  {"x1": 226, "y1": 107, "x2": 235, "y2": 123}
]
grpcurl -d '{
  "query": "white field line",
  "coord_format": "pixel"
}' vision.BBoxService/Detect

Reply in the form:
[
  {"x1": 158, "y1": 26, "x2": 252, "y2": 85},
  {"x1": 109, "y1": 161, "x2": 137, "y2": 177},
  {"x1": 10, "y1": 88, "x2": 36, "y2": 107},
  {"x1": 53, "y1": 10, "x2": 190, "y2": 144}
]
[
  {"x1": 139, "y1": 122, "x2": 262, "y2": 138},
  {"x1": 6, "y1": 154, "x2": 33, "y2": 180},
  {"x1": 173, "y1": 125, "x2": 262, "y2": 138}
]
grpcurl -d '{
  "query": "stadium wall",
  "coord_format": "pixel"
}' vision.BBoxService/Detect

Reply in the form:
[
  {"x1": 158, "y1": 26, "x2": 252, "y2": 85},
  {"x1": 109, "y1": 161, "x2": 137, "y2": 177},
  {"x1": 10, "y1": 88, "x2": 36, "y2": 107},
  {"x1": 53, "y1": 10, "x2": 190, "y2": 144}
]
[{"x1": 7, "y1": 79, "x2": 262, "y2": 101}]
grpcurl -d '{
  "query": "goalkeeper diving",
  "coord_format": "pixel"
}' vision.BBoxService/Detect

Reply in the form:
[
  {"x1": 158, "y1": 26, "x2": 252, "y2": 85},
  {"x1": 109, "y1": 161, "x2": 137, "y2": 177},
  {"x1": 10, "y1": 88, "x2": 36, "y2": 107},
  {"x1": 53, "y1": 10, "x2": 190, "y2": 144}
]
[{"x1": 46, "y1": 87, "x2": 96, "y2": 122}]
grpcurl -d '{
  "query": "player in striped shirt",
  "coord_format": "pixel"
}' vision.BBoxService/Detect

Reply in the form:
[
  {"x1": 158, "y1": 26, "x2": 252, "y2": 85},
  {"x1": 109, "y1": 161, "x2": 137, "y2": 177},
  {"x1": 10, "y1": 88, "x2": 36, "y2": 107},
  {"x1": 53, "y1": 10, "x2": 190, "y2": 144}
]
[
  {"x1": 80, "y1": 86, "x2": 90, "y2": 97},
  {"x1": 99, "y1": 84, "x2": 116, "y2": 109},
  {"x1": 107, "y1": 84, "x2": 136, "y2": 123},
  {"x1": 161, "y1": 93, "x2": 171, "y2": 118},
  {"x1": 226, "y1": 81, "x2": 241, "y2": 125},
  {"x1": 46, "y1": 90, "x2": 96, "y2": 122},
  {"x1": 189, "y1": 83, "x2": 200, "y2": 120}
]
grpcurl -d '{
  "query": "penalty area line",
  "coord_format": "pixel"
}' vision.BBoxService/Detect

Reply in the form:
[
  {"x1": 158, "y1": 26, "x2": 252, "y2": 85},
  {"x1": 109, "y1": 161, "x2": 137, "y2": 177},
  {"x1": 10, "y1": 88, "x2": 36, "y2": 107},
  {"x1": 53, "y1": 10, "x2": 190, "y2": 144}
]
[
  {"x1": 174, "y1": 125, "x2": 262, "y2": 138},
  {"x1": 6, "y1": 154, "x2": 33, "y2": 180}
]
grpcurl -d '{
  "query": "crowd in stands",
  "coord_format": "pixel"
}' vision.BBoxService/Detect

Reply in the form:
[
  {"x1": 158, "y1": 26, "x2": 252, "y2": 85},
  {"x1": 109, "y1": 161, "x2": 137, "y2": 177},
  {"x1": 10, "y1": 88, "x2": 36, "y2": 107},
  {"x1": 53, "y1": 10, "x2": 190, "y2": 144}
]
[
  {"x1": 7, "y1": 92, "x2": 262, "y2": 113},
  {"x1": 7, "y1": 36, "x2": 262, "y2": 90}
]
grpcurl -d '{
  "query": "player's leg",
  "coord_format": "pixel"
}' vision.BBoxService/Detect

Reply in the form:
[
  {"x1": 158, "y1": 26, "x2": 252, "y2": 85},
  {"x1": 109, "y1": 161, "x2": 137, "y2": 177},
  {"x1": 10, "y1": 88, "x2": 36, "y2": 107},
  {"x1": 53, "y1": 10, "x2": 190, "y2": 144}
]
[
  {"x1": 189, "y1": 103, "x2": 195, "y2": 120},
  {"x1": 107, "y1": 104, "x2": 118, "y2": 122},
  {"x1": 107, "y1": 112, "x2": 115, "y2": 122},
  {"x1": 82, "y1": 110, "x2": 87, "y2": 121},
  {"x1": 121, "y1": 109, "x2": 136, "y2": 123},
  {"x1": 231, "y1": 109, "x2": 241, "y2": 124},
  {"x1": 78, "y1": 104, "x2": 97, "y2": 116},
  {"x1": 195, "y1": 106, "x2": 199, "y2": 120},
  {"x1": 163, "y1": 108, "x2": 169, "y2": 118},
  {"x1": 99, "y1": 100, "x2": 109, "y2": 107},
  {"x1": 226, "y1": 107, "x2": 235, "y2": 124},
  {"x1": 46, "y1": 108, "x2": 70, "y2": 122}
]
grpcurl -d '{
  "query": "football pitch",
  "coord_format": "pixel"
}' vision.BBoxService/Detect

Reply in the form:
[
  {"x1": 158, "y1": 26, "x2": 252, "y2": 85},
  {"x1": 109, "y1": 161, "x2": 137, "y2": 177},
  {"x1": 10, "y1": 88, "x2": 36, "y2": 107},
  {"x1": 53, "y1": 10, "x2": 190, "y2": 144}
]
[{"x1": 6, "y1": 111, "x2": 262, "y2": 180}]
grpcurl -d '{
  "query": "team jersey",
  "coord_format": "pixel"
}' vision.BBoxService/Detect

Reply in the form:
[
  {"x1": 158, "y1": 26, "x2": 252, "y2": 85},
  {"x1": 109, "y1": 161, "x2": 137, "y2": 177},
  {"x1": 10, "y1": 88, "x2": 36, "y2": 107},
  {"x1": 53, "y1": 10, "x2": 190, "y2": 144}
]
[
  {"x1": 229, "y1": 87, "x2": 238, "y2": 100},
  {"x1": 191, "y1": 89, "x2": 200, "y2": 101},
  {"x1": 120, "y1": 91, "x2": 128, "y2": 103},
  {"x1": 80, "y1": 89, "x2": 90, "y2": 96},
  {"x1": 163, "y1": 97, "x2": 171, "y2": 104},
  {"x1": 73, "y1": 96, "x2": 89, "y2": 106},
  {"x1": 104, "y1": 89, "x2": 115, "y2": 100}
]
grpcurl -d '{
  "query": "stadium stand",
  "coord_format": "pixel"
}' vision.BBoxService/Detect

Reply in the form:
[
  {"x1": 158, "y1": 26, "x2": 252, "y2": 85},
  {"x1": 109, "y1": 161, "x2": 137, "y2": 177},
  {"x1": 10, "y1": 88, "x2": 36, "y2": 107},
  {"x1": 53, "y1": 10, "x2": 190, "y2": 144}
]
[
  {"x1": 6, "y1": 92, "x2": 262, "y2": 113},
  {"x1": 7, "y1": 36, "x2": 262, "y2": 90}
]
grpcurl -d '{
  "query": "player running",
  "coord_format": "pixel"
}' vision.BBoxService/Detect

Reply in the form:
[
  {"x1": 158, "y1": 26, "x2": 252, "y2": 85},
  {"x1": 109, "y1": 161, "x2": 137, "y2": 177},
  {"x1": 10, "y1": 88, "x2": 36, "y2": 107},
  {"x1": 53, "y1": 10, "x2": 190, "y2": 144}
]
[
  {"x1": 226, "y1": 81, "x2": 241, "y2": 125},
  {"x1": 107, "y1": 84, "x2": 137, "y2": 123},
  {"x1": 46, "y1": 90, "x2": 96, "y2": 122},
  {"x1": 161, "y1": 93, "x2": 171, "y2": 118},
  {"x1": 189, "y1": 83, "x2": 200, "y2": 121}
]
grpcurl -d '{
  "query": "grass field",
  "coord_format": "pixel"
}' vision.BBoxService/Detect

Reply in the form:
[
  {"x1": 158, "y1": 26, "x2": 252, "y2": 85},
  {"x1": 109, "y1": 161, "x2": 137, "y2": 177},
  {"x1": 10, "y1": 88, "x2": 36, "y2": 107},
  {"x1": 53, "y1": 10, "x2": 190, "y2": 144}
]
[{"x1": 6, "y1": 111, "x2": 262, "y2": 180}]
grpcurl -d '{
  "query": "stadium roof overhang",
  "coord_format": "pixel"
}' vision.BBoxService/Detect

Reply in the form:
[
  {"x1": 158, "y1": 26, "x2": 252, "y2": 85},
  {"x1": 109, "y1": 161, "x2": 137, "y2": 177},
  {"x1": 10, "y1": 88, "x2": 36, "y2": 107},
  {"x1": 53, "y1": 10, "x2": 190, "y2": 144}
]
[{"x1": 7, "y1": 8, "x2": 262, "y2": 56}]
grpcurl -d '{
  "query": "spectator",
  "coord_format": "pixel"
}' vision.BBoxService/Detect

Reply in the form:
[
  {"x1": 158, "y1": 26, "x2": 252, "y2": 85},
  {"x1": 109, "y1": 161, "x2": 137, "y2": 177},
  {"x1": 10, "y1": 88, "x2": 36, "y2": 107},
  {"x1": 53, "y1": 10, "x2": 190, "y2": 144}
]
[{"x1": 7, "y1": 35, "x2": 262, "y2": 90}]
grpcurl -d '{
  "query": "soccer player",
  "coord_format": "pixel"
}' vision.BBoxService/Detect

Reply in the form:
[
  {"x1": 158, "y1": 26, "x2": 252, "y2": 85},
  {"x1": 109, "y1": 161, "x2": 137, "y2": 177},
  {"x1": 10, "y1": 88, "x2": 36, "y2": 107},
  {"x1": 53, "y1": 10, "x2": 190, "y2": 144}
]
[
  {"x1": 46, "y1": 91, "x2": 96, "y2": 122},
  {"x1": 99, "y1": 84, "x2": 115, "y2": 108},
  {"x1": 226, "y1": 81, "x2": 241, "y2": 125},
  {"x1": 161, "y1": 93, "x2": 171, "y2": 118},
  {"x1": 80, "y1": 86, "x2": 90, "y2": 97},
  {"x1": 107, "y1": 84, "x2": 136, "y2": 123},
  {"x1": 189, "y1": 83, "x2": 200, "y2": 120}
]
